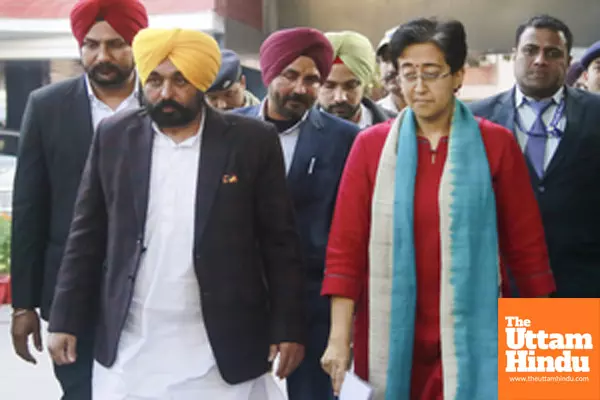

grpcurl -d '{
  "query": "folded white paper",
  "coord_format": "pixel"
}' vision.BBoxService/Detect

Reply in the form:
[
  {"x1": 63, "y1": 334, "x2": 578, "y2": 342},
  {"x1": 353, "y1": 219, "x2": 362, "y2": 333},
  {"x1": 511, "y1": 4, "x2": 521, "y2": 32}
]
[{"x1": 339, "y1": 371, "x2": 374, "y2": 400}]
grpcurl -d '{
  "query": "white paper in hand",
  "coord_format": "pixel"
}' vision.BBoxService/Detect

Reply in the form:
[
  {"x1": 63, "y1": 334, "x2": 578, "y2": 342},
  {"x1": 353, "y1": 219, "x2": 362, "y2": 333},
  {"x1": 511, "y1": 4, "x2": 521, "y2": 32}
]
[{"x1": 339, "y1": 371, "x2": 374, "y2": 400}]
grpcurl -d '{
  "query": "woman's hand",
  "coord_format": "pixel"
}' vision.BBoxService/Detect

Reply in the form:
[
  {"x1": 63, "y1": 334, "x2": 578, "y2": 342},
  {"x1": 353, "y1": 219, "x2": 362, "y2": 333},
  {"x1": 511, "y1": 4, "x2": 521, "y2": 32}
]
[{"x1": 321, "y1": 337, "x2": 352, "y2": 396}]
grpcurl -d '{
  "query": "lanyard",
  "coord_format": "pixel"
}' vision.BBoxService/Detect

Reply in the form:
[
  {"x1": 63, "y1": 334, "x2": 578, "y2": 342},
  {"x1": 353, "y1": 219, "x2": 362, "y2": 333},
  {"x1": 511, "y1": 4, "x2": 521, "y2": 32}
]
[{"x1": 515, "y1": 98, "x2": 566, "y2": 138}]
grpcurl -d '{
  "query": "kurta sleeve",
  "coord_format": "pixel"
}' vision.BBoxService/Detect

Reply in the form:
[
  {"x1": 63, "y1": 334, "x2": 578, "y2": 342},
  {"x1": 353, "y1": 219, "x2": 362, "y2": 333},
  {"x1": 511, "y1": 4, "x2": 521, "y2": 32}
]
[
  {"x1": 321, "y1": 133, "x2": 371, "y2": 301},
  {"x1": 494, "y1": 128, "x2": 556, "y2": 297}
]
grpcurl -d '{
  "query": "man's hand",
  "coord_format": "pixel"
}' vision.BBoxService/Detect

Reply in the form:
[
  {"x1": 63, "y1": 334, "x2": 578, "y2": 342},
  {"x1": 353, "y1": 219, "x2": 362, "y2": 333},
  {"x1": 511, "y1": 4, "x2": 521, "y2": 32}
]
[
  {"x1": 320, "y1": 338, "x2": 351, "y2": 396},
  {"x1": 269, "y1": 342, "x2": 305, "y2": 379},
  {"x1": 11, "y1": 309, "x2": 43, "y2": 364},
  {"x1": 47, "y1": 333, "x2": 78, "y2": 365}
]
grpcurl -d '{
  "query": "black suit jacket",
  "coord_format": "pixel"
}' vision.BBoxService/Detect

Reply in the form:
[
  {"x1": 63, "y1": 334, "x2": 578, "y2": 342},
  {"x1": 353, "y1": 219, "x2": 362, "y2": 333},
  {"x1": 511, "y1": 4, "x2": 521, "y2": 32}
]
[
  {"x1": 48, "y1": 107, "x2": 306, "y2": 384},
  {"x1": 11, "y1": 76, "x2": 96, "y2": 319},
  {"x1": 470, "y1": 87, "x2": 600, "y2": 297}
]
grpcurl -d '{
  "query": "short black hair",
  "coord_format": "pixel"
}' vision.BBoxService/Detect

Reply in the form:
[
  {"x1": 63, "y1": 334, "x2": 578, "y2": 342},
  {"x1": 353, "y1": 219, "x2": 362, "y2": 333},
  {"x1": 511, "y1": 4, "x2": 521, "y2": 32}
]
[
  {"x1": 389, "y1": 18, "x2": 467, "y2": 73},
  {"x1": 376, "y1": 46, "x2": 392, "y2": 63},
  {"x1": 515, "y1": 15, "x2": 573, "y2": 53}
]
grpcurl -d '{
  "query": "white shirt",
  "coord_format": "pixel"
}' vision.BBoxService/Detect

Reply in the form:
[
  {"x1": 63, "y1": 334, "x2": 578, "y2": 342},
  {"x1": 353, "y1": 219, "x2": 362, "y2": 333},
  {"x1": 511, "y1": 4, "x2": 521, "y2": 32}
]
[
  {"x1": 514, "y1": 86, "x2": 566, "y2": 169},
  {"x1": 94, "y1": 115, "x2": 220, "y2": 398},
  {"x1": 377, "y1": 94, "x2": 401, "y2": 114},
  {"x1": 259, "y1": 100, "x2": 309, "y2": 174},
  {"x1": 85, "y1": 74, "x2": 140, "y2": 130},
  {"x1": 357, "y1": 103, "x2": 374, "y2": 129}
]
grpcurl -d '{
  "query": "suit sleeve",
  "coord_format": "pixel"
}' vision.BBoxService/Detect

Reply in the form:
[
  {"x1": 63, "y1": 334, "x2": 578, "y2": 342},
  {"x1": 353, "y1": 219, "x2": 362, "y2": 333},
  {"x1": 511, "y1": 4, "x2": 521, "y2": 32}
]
[
  {"x1": 48, "y1": 123, "x2": 108, "y2": 335},
  {"x1": 255, "y1": 126, "x2": 306, "y2": 345},
  {"x1": 495, "y1": 131, "x2": 556, "y2": 297},
  {"x1": 10, "y1": 93, "x2": 50, "y2": 310}
]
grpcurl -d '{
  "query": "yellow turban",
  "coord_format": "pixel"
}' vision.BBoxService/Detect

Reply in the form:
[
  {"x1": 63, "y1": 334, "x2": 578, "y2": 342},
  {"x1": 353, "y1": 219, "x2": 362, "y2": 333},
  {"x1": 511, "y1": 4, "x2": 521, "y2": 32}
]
[
  {"x1": 132, "y1": 28, "x2": 222, "y2": 92},
  {"x1": 325, "y1": 31, "x2": 376, "y2": 87}
]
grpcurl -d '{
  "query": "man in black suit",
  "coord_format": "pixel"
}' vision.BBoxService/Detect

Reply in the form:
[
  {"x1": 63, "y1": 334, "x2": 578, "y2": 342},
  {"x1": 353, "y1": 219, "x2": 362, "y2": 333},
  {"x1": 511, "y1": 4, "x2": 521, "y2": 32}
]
[
  {"x1": 470, "y1": 15, "x2": 600, "y2": 298},
  {"x1": 10, "y1": 0, "x2": 148, "y2": 398},
  {"x1": 47, "y1": 28, "x2": 305, "y2": 399}
]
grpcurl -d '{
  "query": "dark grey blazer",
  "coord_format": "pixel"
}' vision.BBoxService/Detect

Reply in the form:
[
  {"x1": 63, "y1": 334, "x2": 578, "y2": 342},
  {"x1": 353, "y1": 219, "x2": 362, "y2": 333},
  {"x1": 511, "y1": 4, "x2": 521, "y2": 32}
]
[
  {"x1": 11, "y1": 76, "x2": 96, "y2": 319},
  {"x1": 48, "y1": 107, "x2": 306, "y2": 384},
  {"x1": 470, "y1": 87, "x2": 600, "y2": 297}
]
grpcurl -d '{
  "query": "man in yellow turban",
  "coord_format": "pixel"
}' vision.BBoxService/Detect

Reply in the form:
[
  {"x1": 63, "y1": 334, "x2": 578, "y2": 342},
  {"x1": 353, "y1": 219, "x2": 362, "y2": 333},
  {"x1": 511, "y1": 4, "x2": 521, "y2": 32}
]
[
  {"x1": 319, "y1": 31, "x2": 396, "y2": 128},
  {"x1": 48, "y1": 27, "x2": 306, "y2": 400}
]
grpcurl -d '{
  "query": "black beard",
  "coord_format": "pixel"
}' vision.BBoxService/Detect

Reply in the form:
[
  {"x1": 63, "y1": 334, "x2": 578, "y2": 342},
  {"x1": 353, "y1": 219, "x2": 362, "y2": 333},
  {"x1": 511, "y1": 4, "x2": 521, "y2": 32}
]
[
  {"x1": 146, "y1": 99, "x2": 199, "y2": 128},
  {"x1": 273, "y1": 92, "x2": 314, "y2": 119},
  {"x1": 87, "y1": 62, "x2": 133, "y2": 88},
  {"x1": 325, "y1": 101, "x2": 361, "y2": 120}
]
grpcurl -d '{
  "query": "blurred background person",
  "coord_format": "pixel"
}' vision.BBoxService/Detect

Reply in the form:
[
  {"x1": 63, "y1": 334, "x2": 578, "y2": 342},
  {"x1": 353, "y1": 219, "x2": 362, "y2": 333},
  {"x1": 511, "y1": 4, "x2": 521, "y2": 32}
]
[
  {"x1": 205, "y1": 49, "x2": 260, "y2": 110},
  {"x1": 376, "y1": 26, "x2": 406, "y2": 113},
  {"x1": 580, "y1": 40, "x2": 600, "y2": 93},
  {"x1": 565, "y1": 61, "x2": 586, "y2": 89}
]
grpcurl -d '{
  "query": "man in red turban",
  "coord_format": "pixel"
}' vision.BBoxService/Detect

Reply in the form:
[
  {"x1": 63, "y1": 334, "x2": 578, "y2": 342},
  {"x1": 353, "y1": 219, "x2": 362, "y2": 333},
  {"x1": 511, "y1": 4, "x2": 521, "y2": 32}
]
[
  {"x1": 70, "y1": 0, "x2": 148, "y2": 46},
  {"x1": 10, "y1": 1, "x2": 147, "y2": 400},
  {"x1": 234, "y1": 27, "x2": 361, "y2": 400}
]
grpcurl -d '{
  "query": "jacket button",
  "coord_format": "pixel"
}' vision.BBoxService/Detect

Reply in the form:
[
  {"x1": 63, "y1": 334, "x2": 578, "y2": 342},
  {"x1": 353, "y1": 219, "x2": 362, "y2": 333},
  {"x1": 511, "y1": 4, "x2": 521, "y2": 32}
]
[{"x1": 538, "y1": 186, "x2": 545, "y2": 193}]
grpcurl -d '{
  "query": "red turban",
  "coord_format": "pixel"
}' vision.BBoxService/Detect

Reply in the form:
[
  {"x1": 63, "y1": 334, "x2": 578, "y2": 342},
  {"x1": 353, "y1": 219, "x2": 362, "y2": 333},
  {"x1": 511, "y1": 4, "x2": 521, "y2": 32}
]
[
  {"x1": 70, "y1": 0, "x2": 149, "y2": 46},
  {"x1": 259, "y1": 28, "x2": 334, "y2": 86}
]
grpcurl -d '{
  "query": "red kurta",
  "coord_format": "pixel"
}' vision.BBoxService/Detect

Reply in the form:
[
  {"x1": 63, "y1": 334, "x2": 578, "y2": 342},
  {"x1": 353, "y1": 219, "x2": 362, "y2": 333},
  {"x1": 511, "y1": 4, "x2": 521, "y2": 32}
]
[{"x1": 321, "y1": 118, "x2": 556, "y2": 399}]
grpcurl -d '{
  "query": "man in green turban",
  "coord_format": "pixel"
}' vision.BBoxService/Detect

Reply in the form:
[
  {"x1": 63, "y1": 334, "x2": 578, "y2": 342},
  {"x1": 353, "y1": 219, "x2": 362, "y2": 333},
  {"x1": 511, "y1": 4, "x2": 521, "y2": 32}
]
[{"x1": 319, "y1": 31, "x2": 396, "y2": 128}]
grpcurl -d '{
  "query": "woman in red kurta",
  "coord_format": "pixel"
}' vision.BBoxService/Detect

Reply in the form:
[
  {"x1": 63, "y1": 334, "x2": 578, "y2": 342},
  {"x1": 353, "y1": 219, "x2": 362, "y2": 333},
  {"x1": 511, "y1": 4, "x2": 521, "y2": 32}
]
[{"x1": 320, "y1": 19, "x2": 555, "y2": 399}]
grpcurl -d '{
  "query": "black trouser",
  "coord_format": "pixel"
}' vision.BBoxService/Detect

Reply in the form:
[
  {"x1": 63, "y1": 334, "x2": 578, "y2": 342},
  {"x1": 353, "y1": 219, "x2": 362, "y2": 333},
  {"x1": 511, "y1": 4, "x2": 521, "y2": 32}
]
[
  {"x1": 286, "y1": 282, "x2": 335, "y2": 400},
  {"x1": 52, "y1": 330, "x2": 94, "y2": 400}
]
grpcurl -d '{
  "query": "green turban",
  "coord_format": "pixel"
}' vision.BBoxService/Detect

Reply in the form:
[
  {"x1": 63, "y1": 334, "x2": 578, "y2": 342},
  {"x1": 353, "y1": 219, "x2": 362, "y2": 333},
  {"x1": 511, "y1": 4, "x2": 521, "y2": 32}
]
[{"x1": 325, "y1": 31, "x2": 376, "y2": 86}]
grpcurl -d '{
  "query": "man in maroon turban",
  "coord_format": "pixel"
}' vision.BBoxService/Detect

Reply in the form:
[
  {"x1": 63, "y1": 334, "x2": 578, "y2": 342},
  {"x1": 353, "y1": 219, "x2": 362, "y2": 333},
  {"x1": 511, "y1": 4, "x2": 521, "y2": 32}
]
[
  {"x1": 10, "y1": 1, "x2": 147, "y2": 399},
  {"x1": 234, "y1": 27, "x2": 361, "y2": 400}
]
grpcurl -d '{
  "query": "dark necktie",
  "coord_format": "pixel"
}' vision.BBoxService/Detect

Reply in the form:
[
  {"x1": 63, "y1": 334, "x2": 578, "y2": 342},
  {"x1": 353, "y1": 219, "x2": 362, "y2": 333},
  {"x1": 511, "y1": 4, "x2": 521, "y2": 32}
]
[{"x1": 524, "y1": 99, "x2": 553, "y2": 178}]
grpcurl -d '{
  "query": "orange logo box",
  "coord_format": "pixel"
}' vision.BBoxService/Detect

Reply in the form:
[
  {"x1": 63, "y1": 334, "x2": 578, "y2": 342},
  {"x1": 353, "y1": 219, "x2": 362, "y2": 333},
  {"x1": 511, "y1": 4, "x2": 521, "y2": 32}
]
[{"x1": 498, "y1": 299, "x2": 600, "y2": 400}]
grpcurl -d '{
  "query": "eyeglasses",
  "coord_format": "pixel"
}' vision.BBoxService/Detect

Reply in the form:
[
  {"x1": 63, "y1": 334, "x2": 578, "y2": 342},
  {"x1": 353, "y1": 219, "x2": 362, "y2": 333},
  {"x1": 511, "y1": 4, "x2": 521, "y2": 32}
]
[{"x1": 399, "y1": 70, "x2": 451, "y2": 84}]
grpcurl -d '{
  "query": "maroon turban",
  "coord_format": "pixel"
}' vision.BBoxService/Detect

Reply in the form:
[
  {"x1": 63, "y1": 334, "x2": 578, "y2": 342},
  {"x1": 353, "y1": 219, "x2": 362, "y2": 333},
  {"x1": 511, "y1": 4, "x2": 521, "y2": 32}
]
[
  {"x1": 70, "y1": 0, "x2": 149, "y2": 46},
  {"x1": 259, "y1": 28, "x2": 334, "y2": 86}
]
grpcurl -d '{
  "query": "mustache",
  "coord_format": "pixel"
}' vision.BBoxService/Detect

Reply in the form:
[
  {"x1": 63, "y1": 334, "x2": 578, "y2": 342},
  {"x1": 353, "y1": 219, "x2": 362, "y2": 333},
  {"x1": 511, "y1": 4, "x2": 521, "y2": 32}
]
[
  {"x1": 151, "y1": 99, "x2": 188, "y2": 114},
  {"x1": 283, "y1": 93, "x2": 313, "y2": 106},
  {"x1": 90, "y1": 62, "x2": 122, "y2": 75},
  {"x1": 328, "y1": 102, "x2": 355, "y2": 112}
]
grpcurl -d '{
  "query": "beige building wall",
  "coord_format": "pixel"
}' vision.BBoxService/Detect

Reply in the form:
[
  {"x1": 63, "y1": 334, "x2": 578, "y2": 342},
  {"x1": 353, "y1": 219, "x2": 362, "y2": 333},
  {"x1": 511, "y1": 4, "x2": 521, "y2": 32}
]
[
  {"x1": 277, "y1": 0, "x2": 600, "y2": 52},
  {"x1": 50, "y1": 59, "x2": 82, "y2": 83}
]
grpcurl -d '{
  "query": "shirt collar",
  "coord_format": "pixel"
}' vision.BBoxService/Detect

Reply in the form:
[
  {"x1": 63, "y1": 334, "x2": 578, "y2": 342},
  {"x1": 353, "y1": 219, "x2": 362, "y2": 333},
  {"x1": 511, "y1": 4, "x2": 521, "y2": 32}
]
[
  {"x1": 259, "y1": 99, "x2": 310, "y2": 133},
  {"x1": 358, "y1": 103, "x2": 374, "y2": 129},
  {"x1": 85, "y1": 72, "x2": 139, "y2": 104},
  {"x1": 515, "y1": 85, "x2": 564, "y2": 108}
]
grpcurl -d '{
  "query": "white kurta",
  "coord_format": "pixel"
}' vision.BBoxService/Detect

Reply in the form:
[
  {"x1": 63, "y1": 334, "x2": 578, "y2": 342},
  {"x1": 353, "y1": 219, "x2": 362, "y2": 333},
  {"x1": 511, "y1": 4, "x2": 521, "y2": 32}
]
[{"x1": 93, "y1": 116, "x2": 284, "y2": 400}]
